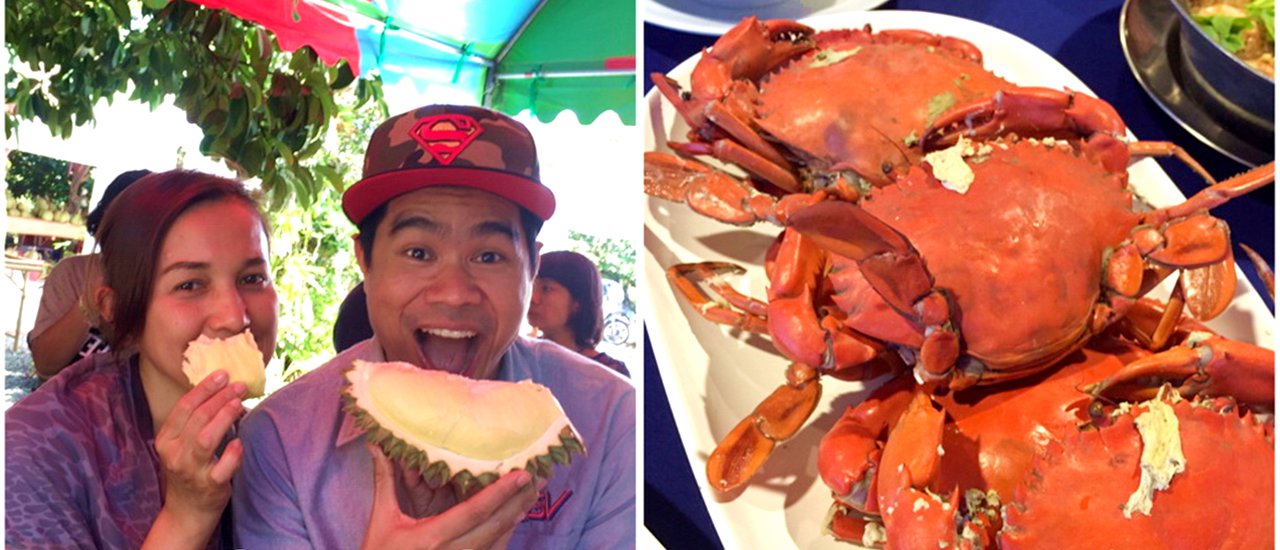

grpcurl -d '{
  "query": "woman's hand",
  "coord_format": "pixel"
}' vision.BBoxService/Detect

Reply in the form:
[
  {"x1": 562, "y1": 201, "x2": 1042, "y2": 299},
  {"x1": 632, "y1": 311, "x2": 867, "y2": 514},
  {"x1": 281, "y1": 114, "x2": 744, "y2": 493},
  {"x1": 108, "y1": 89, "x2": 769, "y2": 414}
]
[
  {"x1": 361, "y1": 443, "x2": 541, "y2": 550},
  {"x1": 144, "y1": 370, "x2": 247, "y2": 549}
]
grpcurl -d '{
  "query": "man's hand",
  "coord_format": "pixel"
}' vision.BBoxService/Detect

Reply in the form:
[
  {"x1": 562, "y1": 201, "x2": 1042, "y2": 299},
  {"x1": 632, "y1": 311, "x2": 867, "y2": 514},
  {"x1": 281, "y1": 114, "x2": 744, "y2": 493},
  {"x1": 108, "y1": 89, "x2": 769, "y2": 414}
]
[{"x1": 362, "y1": 443, "x2": 541, "y2": 550}]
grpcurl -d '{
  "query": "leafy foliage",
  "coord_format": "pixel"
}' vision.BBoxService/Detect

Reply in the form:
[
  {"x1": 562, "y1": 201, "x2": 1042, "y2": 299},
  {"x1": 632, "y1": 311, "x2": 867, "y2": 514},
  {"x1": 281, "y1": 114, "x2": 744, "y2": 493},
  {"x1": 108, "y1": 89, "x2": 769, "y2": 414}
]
[
  {"x1": 5, "y1": 0, "x2": 387, "y2": 208},
  {"x1": 266, "y1": 87, "x2": 386, "y2": 381},
  {"x1": 268, "y1": 185, "x2": 361, "y2": 381}
]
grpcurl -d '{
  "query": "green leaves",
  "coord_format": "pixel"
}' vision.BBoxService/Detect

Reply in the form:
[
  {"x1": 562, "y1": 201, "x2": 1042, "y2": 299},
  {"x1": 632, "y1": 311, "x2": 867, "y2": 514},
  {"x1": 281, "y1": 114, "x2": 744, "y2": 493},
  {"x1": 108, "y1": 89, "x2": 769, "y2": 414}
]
[
  {"x1": 5, "y1": 1, "x2": 387, "y2": 209},
  {"x1": 1196, "y1": 13, "x2": 1253, "y2": 52},
  {"x1": 1249, "y1": 0, "x2": 1275, "y2": 41},
  {"x1": 1194, "y1": 0, "x2": 1273, "y2": 53}
]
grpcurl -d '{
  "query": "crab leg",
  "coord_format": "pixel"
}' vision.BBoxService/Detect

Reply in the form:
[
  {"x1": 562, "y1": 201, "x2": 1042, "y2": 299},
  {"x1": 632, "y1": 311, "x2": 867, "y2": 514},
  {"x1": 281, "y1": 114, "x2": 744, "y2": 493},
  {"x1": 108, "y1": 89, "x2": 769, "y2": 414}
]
[
  {"x1": 1142, "y1": 162, "x2": 1275, "y2": 225},
  {"x1": 671, "y1": 134, "x2": 801, "y2": 192},
  {"x1": 644, "y1": 152, "x2": 822, "y2": 225},
  {"x1": 706, "y1": 363, "x2": 821, "y2": 492},
  {"x1": 644, "y1": 151, "x2": 772, "y2": 225},
  {"x1": 921, "y1": 87, "x2": 1226, "y2": 186},
  {"x1": 665, "y1": 262, "x2": 769, "y2": 333},
  {"x1": 1239, "y1": 242, "x2": 1274, "y2": 298},
  {"x1": 1126, "y1": 141, "x2": 1218, "y2": 186},
  {"x1": 788, "y1": 200, "x2": 963, "y2": 388}
]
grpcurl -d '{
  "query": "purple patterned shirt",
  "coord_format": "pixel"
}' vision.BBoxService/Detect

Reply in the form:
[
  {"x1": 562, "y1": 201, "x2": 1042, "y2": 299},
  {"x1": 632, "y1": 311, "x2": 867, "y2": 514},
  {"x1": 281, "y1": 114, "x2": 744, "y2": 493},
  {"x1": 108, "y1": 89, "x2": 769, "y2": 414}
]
[{"x1": 5, "y1": 352, "x2": 231, "y2": 549}]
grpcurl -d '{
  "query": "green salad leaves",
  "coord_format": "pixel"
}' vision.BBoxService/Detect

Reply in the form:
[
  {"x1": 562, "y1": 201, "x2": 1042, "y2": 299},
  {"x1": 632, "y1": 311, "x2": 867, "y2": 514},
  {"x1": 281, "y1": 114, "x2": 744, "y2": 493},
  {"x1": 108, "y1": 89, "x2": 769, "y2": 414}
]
[{"x1": 1193, "y1": 0, "x2": 1275, "y2": 52}]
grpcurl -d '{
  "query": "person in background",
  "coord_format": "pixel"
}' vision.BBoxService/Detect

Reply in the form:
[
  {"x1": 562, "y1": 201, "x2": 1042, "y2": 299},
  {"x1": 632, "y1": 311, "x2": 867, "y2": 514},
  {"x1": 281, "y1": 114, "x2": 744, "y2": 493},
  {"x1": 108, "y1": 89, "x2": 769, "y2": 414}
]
[
  {"x1": 332, "y1": 281, "x2": 372, "y2": 353},
  {"x1": 233, "y1": 104, "x2": 635, "y2": 549},
  {"x1": 528, "y1": 250, "x2": 630, "y2": 377},
  {"x1": 6, "y1": 171, "x2": 277, "y2": 549},
  {"x1": 27, "y1": 169, "x2": 152, "y2": 379}
]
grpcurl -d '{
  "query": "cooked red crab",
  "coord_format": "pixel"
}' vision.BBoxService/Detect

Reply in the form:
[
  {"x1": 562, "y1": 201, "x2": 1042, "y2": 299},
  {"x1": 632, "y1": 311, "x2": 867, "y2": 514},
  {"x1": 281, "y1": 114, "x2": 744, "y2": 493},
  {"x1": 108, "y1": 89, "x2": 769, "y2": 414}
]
[
  {"x1": 647, "y1": 15, "x2": 1275, "y2": 517},
  {"x1": 650, "y1": 116, "x2": 1274, "y2": 496},
  {"x1": 817, "y1": 303, "x2": 1274, "y2": 548},
  {"x1": 653, "y1": 16, "x2": 1217, "y2": 193}
]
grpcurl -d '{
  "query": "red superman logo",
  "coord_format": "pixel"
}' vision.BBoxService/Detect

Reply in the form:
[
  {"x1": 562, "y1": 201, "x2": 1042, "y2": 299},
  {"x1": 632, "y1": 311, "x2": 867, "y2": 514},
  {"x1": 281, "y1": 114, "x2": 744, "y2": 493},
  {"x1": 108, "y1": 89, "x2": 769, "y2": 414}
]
[{"x1": 410, "y1": 114, "x2": 484, "y2": 165}]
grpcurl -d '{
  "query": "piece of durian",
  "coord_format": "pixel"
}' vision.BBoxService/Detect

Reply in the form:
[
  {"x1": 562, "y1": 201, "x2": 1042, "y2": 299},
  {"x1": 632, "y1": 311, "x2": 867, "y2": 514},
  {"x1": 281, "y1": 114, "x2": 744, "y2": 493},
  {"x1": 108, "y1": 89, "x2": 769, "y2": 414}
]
[
  {"x1": 342, "y1": 360, "x2": 586, "y2": 498},
  {"x1": 182, "y1": 330, "x2": 267, "y2": 399}
]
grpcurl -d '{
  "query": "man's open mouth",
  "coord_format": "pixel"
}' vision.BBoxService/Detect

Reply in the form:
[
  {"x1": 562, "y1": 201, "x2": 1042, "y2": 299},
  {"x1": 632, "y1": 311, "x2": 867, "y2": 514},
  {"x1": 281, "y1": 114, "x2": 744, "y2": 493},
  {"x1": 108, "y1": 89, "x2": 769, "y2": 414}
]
[{"x1": 416, "y1": 328, "x2": 480, "y2": 376}]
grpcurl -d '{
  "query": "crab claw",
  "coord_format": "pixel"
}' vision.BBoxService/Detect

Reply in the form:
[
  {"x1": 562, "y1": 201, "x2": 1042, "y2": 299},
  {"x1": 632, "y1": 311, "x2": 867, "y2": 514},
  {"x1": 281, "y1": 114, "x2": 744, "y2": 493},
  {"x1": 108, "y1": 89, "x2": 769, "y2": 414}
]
[
  {"x1": 826, "y1": 503, "x2": 887, "y2": 547},
  {"x1": 871, "y1": 390, "x2": 1003, "y2": 548},
  {"x1": 655, "y1": 17, "x2": 814, "y2": 132},
  {"x1": 644, "y1": 152, "x2": 773, "y2": 225},
  {"x1": 1127, "y1": 214, "x2": 1238, "y2": 321},
  {"x1": 788, "y1": 202, "x2": 931, "y2": 319},
  {"x1": 921, "y1": 87, "x2": 1125, "y2": 151},
  {"x1": 665, "y1": 262, "x2": 769, "y2": 333},
  {"x1": 691, "y1": 17, "x2": 815, "y2": 95},
  {"x1": 880, "y1": 470, "x2": 965, "y2": 550},
  {"x1": 705, "y1": 363, "x2": 821, "y2": 493},
  {"x1": 818, "y1": 376, "x2": 917, "y2": 511},
  {"x1": 875, "y1": 391, "x2": 945, "y2": 515},
  {"x1": 789, "y1": 201, "x2": 961, "y2": 386},
  {"x1": 1086, "y1": 332, "x2": 1275, "y2": 411}
]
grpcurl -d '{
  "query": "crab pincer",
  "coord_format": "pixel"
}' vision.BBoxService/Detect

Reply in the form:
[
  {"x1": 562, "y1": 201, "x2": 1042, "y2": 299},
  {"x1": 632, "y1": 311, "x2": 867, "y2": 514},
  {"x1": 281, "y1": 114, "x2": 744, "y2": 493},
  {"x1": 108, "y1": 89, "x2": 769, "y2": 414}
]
[
  {"x1": 788, "y1": 200, "x2": 961, "y2": 389},
  {"x1": 705, "y1": 363, "x2": 821, "y2": 492},
  {"x1": 1086, "y1": 331, "x2": 1275, "y2": 411}
]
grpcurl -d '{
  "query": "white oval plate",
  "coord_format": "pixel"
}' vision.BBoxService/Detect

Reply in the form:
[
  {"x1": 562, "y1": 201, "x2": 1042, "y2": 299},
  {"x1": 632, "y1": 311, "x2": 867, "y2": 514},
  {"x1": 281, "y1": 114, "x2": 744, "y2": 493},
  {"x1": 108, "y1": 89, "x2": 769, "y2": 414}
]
[
  {"x1": 642, "y1": 9, "x2": 1275, "y2": 550},
  {"x1": 645, "y1": 0, "x2": 888, "y2": 35}
]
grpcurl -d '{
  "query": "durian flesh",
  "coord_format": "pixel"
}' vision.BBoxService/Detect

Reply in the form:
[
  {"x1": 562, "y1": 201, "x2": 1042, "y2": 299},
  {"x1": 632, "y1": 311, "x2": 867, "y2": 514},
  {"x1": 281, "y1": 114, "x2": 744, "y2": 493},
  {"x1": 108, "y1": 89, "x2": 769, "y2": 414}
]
[
  {"x1": 343, "y1": 360, "x2": 586, "y2": 497},
  {"x1": 182, "y1": 330, "x2": 267, "y2": 398}
]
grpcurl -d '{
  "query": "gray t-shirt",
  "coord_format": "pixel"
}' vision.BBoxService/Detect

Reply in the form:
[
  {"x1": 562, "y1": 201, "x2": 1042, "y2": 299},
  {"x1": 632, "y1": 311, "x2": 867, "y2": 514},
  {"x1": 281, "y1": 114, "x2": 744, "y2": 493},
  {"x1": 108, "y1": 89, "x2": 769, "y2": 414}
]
[{"x1": 28, "y1": 254, "x2": 110, "y2": 364}]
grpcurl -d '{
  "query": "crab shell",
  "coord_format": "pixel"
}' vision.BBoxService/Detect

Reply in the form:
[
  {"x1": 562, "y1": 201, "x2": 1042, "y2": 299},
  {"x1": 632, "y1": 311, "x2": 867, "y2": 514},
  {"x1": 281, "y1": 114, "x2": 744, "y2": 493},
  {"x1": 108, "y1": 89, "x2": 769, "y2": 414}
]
[
  {"x1": 1000, "y1": 395, "x2": 1273, "y2": 549},
  {"x1": 756, "y1": 27, "x2": 1014, "y2": 188},
  {"x1": 826, "y1": 137, "x2": 1137, "y2": 384}
]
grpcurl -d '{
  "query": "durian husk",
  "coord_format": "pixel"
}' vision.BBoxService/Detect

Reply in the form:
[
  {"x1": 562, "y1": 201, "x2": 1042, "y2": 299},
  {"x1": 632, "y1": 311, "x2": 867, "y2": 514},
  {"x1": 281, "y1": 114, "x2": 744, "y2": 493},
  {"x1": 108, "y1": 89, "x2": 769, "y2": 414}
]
[
  {"x1": 182, "y1": 330, "x2": 267, "y2": 398},
  {"x1": 342, "y1": 360, "x2": 586, "y2": 498}
]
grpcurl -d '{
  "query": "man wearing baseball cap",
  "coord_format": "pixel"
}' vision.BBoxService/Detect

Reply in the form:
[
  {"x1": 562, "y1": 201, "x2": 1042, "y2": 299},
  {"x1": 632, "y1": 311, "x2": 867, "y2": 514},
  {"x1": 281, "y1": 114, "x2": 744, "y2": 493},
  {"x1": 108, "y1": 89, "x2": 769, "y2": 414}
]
[{"x1": 233, "y1": 105, "x2": 636, "y2": 548}]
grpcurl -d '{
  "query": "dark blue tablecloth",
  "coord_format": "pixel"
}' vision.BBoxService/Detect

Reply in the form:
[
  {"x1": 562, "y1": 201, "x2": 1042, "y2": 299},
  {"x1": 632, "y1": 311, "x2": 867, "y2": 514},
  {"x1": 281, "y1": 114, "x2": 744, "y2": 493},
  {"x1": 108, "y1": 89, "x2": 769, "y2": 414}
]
[{"x1": 643, "y1": 1, "x2": 1274, "y2": 548}]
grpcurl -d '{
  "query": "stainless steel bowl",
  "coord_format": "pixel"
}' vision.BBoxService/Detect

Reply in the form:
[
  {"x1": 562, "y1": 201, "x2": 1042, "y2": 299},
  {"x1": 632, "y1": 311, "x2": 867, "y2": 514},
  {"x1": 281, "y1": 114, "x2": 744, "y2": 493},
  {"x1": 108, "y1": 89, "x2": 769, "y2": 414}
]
[{"x1": 1170, "y1": 0, "x2": 1275, "y2": 129}]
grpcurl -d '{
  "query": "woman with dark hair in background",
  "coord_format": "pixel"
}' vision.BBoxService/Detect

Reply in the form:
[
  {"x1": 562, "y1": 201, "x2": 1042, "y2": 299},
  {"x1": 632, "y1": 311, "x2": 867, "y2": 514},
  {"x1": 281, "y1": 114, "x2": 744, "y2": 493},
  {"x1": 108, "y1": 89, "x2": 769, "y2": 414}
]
[
  {"x1": 528, "y1": 250, "x2": 629, "y2": 377},
  {"x1": 27, "y1": 169, "x2": 152, "y2": 379},
  {"x1": 7, "y1": 170, "x2": 277, "y2": 549}
]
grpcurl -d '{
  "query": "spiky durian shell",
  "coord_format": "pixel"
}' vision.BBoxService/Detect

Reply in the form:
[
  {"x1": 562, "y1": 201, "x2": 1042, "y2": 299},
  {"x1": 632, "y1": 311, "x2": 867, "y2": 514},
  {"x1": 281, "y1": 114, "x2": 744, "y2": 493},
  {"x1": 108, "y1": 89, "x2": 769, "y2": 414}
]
[{"x1": 342, "y1": 360, "x2": 586, "y2": 498}]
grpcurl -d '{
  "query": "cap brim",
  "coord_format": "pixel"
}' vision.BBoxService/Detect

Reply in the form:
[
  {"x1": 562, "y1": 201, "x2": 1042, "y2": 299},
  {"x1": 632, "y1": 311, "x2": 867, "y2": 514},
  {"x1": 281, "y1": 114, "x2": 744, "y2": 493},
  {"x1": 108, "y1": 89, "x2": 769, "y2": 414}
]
[{"x1": 343, "y1": 167, "x2": 556, "y2": 225}]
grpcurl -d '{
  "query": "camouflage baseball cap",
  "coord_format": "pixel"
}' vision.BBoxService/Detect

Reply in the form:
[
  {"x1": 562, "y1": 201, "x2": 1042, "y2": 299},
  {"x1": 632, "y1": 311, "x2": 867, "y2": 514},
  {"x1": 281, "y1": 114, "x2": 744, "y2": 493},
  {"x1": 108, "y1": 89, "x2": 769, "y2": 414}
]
[{"x1": 342, "y1": 104, "x2": 556, "y2": 225}]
